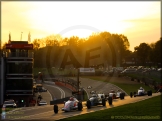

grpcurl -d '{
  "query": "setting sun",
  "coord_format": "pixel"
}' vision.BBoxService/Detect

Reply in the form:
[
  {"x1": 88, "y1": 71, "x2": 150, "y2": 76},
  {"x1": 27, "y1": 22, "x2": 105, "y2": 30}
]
[{"x1": 1, "y1": 1, "x2": 160, "y2": 51}]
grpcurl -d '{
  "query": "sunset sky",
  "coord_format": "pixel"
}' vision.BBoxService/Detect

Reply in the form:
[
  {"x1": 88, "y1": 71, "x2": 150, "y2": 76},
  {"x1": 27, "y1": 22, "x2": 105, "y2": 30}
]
[{"x1": 1, "y1": 1, "x2": 161, "y2": 51}]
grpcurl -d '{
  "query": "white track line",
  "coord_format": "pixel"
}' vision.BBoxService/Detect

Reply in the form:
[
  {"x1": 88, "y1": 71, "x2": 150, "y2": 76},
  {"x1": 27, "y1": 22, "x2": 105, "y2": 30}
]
[
  {"x1": 45, "y1": 84, "x2": 65, "y2": 99},
  {"x1": 47, "y1": 90, "x2": 53, "y2": 101}
]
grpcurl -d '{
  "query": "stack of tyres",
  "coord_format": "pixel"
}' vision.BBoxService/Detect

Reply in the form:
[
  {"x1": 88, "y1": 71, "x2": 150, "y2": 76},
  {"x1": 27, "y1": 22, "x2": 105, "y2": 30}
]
[
  {"x1": 134, "y1": 92, "x2": 136, "y2": 97},
  {"x1": 86, "y1": 100, "x2": 91, "y2": 109},
  {"x1": 120, "y1": 93, "x2": 125, "y2": 100},
  {"x1": 108, "y1": 97, "x2": 112, "y2": 105},
  {"x1": 130, "y1": 92, "x2": 133, "y2": 98},
  {"x1": 102, "y1": 98, "x2": 106, "y2": 106},
  {"x1": 54, "y1": 104, "x2": 58, "y2": 114},
  {"x1": 78, "y1": 102, "x2": 83, "y2": 111},
  {"x1": 147, "y1": 90, "x2": 152, "y2": 96}
]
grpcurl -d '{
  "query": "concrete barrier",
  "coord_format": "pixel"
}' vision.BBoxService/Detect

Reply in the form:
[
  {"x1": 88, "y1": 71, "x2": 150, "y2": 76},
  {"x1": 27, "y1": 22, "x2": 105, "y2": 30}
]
[{"x1": 44, "y1": 81, "x2": 55, "y2": 85}]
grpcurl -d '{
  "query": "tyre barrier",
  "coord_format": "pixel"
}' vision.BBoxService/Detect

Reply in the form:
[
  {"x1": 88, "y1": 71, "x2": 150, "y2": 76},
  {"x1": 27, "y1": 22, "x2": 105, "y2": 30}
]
[
  {"x1": 133, "y1": 92, "x2": 136, "y2": 97},
  {"x1": 130, "y1": 92, "x2": 133, "y2": 98},
  {"x1": 102, "y1": 98, "x2": 106, "y2": 106},
  {"x1": 119, "y1": 93, "x2": 125, "y2": 100},
  {"x1": 54, "y1": 104, "x2": 58, "y2": 114},
  {"x1": 86, "y1": 100, "x2": 91, "y2": 109},
  {"x1": 108, "y1": 97, "x2": 112, "y2": 105},
  {"x1": 78, "y1": 102, "x2": 83, "y2": 111},
  {"x1": 147, "y1": 90, "x2": 152, "y2": 96}
]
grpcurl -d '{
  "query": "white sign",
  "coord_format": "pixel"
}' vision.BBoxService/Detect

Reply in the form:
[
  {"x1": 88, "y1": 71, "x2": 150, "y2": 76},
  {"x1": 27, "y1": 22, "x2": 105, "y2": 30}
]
[{"x1": 79, "y1": 68, "x2": 95, "y2": 73}]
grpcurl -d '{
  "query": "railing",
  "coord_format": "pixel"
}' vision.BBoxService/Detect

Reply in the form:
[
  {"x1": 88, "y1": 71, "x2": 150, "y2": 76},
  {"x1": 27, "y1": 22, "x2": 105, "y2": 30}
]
[{"x1": 3, "y1": 52, "x2": 34, "y2": 58}]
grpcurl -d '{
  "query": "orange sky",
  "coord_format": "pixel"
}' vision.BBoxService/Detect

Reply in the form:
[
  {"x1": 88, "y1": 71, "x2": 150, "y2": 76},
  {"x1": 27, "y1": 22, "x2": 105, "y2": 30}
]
[{"x1": 1, "y1": 1, "x2": 161, "y2": 51}]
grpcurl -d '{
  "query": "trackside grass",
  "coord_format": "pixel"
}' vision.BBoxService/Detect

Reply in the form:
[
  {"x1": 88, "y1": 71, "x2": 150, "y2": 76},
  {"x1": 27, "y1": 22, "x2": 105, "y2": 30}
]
[
  {"x1": 82, "y1": 76, "x2": 154, "y2": 95},
  {"x1": 58, "y1": 95, "x2": 161, "y2": 120},
  {"x1": 105, "y1": 82, "x2": 154, "y2": 95}
]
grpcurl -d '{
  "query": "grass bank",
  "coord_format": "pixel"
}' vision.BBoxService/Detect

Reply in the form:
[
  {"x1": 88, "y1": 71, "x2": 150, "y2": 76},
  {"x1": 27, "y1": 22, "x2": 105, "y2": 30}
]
[{"x1": 82, "y1": 76, "x2": 154, "y2": 95}]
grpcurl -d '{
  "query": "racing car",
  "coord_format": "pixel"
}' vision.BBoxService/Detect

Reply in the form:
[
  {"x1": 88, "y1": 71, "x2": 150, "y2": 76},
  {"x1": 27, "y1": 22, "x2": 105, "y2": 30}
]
[
  {"x1": 62, "y1": 96, "x2": 83, "y2": 112},
  {"x1": 108, "y1": 89, "x2": 125, "y2": 100},
  {"x1": 131, "y1": 87, "x2": 152, "y2": 97},
  {"x1": 86, "y1": 91, "x2": 106, "y2": 109}
]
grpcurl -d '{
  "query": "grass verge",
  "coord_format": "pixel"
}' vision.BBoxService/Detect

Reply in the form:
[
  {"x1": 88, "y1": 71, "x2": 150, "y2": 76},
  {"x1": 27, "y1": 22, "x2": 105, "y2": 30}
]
[
  {"x1": 0, "y1": 107, "x2": 14, "y2": 114},
  {"x1": 82, "y1": 76, "x2": 154, "y2": 95}
]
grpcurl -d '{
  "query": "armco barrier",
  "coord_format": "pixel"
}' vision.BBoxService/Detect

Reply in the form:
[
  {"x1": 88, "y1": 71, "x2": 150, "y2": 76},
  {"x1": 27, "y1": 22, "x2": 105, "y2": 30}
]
[
  {"x1": 44, "y1": 80, "x2": 77, "y2": 91},
  {"x1": 55, "y1": 81, "x2": 77, "y2": 91},
  {"x1": 44, "y1": 81, "x2": 55, "y2": 85}
]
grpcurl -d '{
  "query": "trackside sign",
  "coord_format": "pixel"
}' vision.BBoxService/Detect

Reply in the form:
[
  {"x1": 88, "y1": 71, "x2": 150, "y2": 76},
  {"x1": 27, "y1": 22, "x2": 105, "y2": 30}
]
[{"x1": 79, "y1": 68, "x2": 95, "y2": 73}]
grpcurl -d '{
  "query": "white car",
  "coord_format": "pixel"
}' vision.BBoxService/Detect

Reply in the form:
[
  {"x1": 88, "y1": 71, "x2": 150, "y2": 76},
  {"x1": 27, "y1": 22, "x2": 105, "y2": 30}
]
[
  {"x1": 86, "y1": 92, "x2": 106, "y2": 109},
  {"x1": 38, "y1": 100, "x2": 47, "y2": 106},
  {"x1": 109, "y1": 90, "x2": 116, "y2": 99},
  {"x1": 157, "y1": 68, "x2": 162, "y2": 71},
  {"x1": 62, "y1": 97, "x2": 82, "y2": 112},
  {"x1": 108, "y1": 90, "x2": 125, "y2": 99},
  {"x1": 132, "y1": 87, "x2": 152, "y2": 97},
  {"x1": 137, "y1": 87, "x2": 150, "y2": 96},
  {"x1": 3, "y1": 100, "x2": 17, "y2": 108}
]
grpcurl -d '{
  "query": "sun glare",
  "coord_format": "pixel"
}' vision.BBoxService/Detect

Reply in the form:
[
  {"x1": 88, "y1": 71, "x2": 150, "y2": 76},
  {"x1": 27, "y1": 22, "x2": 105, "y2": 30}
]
[
  {"x1": 24, "y1": 2, "x2": 141, "y2": 38},
  {"x1": 1, "y1": 1, "x2": 160, "y2": 51}
]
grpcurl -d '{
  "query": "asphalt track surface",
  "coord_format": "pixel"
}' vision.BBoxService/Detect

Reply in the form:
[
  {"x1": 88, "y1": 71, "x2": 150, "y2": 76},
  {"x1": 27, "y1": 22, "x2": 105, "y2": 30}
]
[
  {"x1": 1, "y1": 76, "x2": 161, "y2": 120},
  {"x1": 43, "y1": 84, "x2": 72, "y2": 100},
  {"x1": 2, "y1": 93, "x2": 161, "y2": 121}
]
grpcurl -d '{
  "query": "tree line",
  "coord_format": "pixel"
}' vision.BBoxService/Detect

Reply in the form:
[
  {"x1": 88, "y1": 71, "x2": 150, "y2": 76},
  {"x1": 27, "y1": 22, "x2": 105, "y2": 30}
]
[
  {"x1": 134, "y1": 38, "x2": 161, "y2": 67},
  {"x1": 32, "y1": 31, "x2": 131, "y2": 68},
  {"x1": 1, "y1": 31, "x2": 161, "y2": 68}
]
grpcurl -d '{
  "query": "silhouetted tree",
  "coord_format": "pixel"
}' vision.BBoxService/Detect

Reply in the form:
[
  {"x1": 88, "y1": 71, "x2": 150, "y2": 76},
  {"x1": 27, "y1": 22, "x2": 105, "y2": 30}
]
[
  {"x1": 33, "y1": 39, "x2": 41, "y2": 50},
  {"x1": 154, "y1": 38, "x2": 161, "y2": 67},
  {"x1": 134, "y1": 43, "x2": 151, "y2": 65}
]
